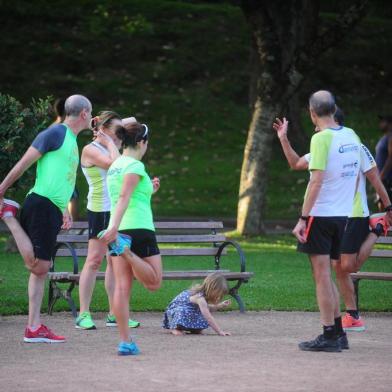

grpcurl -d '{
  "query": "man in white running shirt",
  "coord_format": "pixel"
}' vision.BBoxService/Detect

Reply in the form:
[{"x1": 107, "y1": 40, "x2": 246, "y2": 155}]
[
  {"x1": 286, "y1": 91, "x2": 361, "y2": 352},
  {"x1": 273, "y1": 108, "x2": 392, "y2": 333}
]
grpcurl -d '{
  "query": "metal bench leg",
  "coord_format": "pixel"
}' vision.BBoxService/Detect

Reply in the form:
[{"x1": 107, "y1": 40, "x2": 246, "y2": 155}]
[
  {"x1": 48, "y1": 281, "x2": 77, "y2": 318},
  {"x1": 64, "y1": 283, "x2": 77, "y2": 318},
  {"x1": 48, "y1": 282, "x2": 61, "y2": 315},
  {"x1": 229, "y1": 287, "x2": 246, "y2": 313},
  {"x1": 353, "y1": 278, "x2": 360, "y2": 310}
]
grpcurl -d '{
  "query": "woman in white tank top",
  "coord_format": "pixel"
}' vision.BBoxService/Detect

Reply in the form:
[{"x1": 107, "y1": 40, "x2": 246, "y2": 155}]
[{"x1": 76, "y1": 111, "x2": 139, "y2": 330}]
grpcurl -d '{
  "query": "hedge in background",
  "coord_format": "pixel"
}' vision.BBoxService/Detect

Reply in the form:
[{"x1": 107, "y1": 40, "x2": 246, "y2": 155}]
[{"x1": 0, "y1": 93, "x2": 52, "y2": 197}]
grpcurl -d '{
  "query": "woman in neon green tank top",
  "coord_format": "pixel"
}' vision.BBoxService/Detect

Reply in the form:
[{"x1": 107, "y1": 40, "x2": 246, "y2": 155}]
[
  {"x1": 100, "y1": 121, "x2": 162, "y2": 355},
  {"x1": 77, "y1": 111, "x2": 139, "y2": 330}
]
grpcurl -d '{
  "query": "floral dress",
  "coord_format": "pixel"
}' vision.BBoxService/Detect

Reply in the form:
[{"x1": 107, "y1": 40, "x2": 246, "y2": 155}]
[{"x1": 162, "y1": 290, "x2": 209, "y2": 330}]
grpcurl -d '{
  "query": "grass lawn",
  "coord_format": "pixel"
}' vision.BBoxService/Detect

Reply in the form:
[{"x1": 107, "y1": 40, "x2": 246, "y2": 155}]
[{"x1": 1, "y1": 234, "x2": 391, "y2": 316}]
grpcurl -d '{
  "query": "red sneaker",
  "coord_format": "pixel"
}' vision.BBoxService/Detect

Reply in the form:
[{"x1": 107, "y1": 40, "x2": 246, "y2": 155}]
[
  {"x1": 342, "y1": 313, "x2": 366, "y2": 332},
  {"x1": 0, "y1": 199, "x2": 20, "y2": 219},
  {"x1": 369, "y1": 212, "x2": 389, "y2": 236},
  {"x1": 24, "y1": 324, "x2": 66, "y2": 343}
]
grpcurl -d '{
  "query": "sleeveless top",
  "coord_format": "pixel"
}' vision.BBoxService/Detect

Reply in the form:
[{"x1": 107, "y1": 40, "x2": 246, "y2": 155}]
[{"x1": 81, "y1": 142, "x2": 111, "y2": 212}]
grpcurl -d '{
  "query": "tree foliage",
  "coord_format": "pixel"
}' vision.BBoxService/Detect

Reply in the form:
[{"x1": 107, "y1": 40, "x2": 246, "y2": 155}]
[{"x1": 0, "y1": 93, "x2": 52, "y2": 196}]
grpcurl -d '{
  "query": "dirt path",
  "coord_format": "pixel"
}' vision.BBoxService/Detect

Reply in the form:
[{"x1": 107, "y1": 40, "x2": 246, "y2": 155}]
[{"x1": 1, "y1": 311, "x2": 391, "y2": 392}]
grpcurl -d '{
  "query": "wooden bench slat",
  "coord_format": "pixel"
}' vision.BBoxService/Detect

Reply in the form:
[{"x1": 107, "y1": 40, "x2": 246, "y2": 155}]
[
  {"x1": 159, "y1": 234, "x2": 226, "y2": 243},
  {"x1": 65, "y1": 221, "x2": 224, "y2": 230},
  {"x1": 55, "y1": 247, "x2": 226, "y2": 257},
  {"x1": 375, "y1": 236, "x2": 392, "y2": 244},
  {"x1": 48, "y1": 220, "x2": 252, "y2": 314},
  {"x1": 57, "y1": 234, "x2": 226, "y2": 243},
  {"x1": 162, "y1": 271, "x2": 253, "y2": 280},
  {"x1": 48, "y1": 271, "x2": 253, "y2": 282},
  {"x1": 351, "y1": 272, "x2": 392, "y2": 281},
  {"x1": 369, "y1": 249, "x2": 392, "y2": 258}
]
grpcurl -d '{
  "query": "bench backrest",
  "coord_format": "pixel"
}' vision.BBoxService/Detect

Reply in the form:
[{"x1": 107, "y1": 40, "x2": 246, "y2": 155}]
[
  {"x1": 55, "y1": 221, "x2": 227, "y2": 258},
  {"x1": 370, "y1": 232, "x2": 392, "y2": 258}
]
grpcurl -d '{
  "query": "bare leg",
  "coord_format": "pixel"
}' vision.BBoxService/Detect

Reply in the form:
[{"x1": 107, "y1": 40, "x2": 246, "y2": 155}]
[
  {"x1": 105, "y1": 254, "x2": 115, "y2": 314},
  {"x1": 3, "y1": 216, "x2": 35, "y2": 267},
  {"x1": 334, "y1": 257, "x2": 357, "y2": 310},
  {"x1": 111, "y1": 255, "x2": 133, "y2": 342},
  {"x1": 340, "y1": 233, "x2": 377, "y2": 274},
  {"x1": 2, "y1": 216, "x2": 52, "y2": 328},
  {"x1": 78, "y1": 239, "x2": 106, "y2": 313},
  {"x1": 330, "y1": 260, "x2": 341, "y2": 318},
  {"x1": 28, "y1": 264, "x2": 50, "y2": 327},
  {"x1": 355, "y1": 232, "x2": 378, "y2": 271},
  {"x1": 310, "y1": 255, "x2": 335, "y2": 326},
  {"x1": 122, "y1": 250, "x2": 162, "y2": 291}
]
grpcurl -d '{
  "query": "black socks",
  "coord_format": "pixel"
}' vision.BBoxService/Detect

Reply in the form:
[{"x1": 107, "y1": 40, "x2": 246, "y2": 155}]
[
  {"x1": 347, "y1": 309, "x2": 360, "y2": 320},
  {"x1": 323, "y1": 317, "x2": 345, "y2": 339},
  {"x1": 323, "y1": 325, "x2": 335, "y2": 339},
  {"x1": 334, "y1": 316, "x2": 344, "y2": 335}
]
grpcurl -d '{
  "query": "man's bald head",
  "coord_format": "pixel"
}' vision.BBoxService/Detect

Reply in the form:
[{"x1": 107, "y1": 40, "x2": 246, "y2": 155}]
[
  {"x1": 309, "y1": 90, "x2": 336, "y2": 117},
  {"x1": 64, "y1": 94, "x2": 92, "y2": 117}
]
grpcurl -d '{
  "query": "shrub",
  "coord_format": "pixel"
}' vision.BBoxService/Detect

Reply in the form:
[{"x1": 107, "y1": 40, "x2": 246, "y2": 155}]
[{"x1": 0, "y1": 93, "x2": 52, "y2": 197}]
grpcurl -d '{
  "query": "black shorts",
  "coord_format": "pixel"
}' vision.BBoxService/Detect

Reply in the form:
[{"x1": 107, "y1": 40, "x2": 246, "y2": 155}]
[
  {"x1": 297, "y1": 217, "x2": 347, "y2": 260},
  {"x1": 119, "y1": 229, "x2": 160, "y2": 258},
  {"x1": 340, "y1": 217, "x2": 370, "y2": 254},
  {"x1": 87, "y1": 210, "x2": 110, "y2": 239},
  {"x1": 20, "y1": 193, "x2": 63, "y2": 261}
]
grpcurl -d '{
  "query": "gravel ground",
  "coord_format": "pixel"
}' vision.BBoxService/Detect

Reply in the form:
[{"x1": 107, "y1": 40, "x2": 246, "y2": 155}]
[{"x1": 1, "y1": 311, "x2": 391, "y2": 392}]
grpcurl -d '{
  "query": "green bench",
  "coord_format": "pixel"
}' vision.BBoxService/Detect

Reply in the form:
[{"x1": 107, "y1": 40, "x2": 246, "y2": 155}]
[
  {"x1": 48, "y1": 221, "x2": 253, "y2": 317},
  {"x1": 351, "y1": 233, "x2": 392, "y2": 307}
]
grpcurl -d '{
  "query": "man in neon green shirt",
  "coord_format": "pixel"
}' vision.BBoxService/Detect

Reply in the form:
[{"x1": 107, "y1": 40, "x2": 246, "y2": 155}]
[{"x1": 0, "y1": 94, "x2": 92, "y2": 343}]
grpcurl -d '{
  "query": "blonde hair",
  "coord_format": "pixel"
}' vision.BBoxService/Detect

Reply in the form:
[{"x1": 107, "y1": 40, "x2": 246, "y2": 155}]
[{"x1": 190, "y1": 272, "x2": 228, "y2": 304}]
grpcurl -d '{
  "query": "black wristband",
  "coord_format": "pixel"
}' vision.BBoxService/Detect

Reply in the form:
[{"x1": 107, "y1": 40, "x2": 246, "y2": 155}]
[
  {"x1": 385, "y1": 205, "x2": 392, "y2": 212},
  {"x1": 300, "y1": 215, "x2": 309, "y2": 222}
]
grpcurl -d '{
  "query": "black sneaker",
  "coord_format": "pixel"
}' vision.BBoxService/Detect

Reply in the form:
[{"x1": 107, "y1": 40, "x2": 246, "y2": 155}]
[
  {"x1": 298, "y1": 334, "x2": 342, "y2": 352},
  {"x1": 337, "y1": 333, "x2": 349, "y2": 350}
]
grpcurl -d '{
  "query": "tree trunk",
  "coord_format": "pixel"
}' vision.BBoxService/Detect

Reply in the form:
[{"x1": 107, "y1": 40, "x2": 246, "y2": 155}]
[
  {"x1": 237, "y1": 97, "x2": 281, "y2": 234},
  {"x1": 237, "y1": 0, "x2": 368, "y2": 235},
  {"x1": 286, "y1": 92, "x2": 308, "y2": 149}
]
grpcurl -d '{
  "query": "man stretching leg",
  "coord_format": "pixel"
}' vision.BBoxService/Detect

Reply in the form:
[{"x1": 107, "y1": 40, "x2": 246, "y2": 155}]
[{"x1": 0, "y1": 94, "x2": 92, "y2": 343}]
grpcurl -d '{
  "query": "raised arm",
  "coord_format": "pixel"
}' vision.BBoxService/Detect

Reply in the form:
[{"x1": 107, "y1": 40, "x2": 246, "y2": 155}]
[
  {"x1": 82, "y1": 132, "x2": 120, "y2": 170},
  {"x1": 272, "y1": 117, "x2": 309, "y2": 170}
]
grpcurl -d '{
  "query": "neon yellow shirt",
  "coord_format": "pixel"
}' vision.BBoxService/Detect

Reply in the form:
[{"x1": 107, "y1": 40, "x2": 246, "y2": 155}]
[
  {"x1": 107, "y1": 155, "x2": 154, "y2": 231},
  {"x1": 29, "y1": 124, "x2": 79, "y2": 212}
]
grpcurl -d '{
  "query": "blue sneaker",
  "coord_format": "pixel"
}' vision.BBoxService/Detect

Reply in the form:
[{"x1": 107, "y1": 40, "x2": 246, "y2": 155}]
[
  {"x1": 118, "y1": 341, "x2": 140, "y2": 356},
  {"x1": 98, "y1": 231, "x2": 132, "y2": 256}
]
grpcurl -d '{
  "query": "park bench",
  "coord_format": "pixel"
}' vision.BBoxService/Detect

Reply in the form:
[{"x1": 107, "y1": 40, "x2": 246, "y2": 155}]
[
  {"x1": 48, "y1": 221, "x2": 253, "y2": 317},
  {"x1": 351, "y1": 233, "x2": 392, "y2": 308}
]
